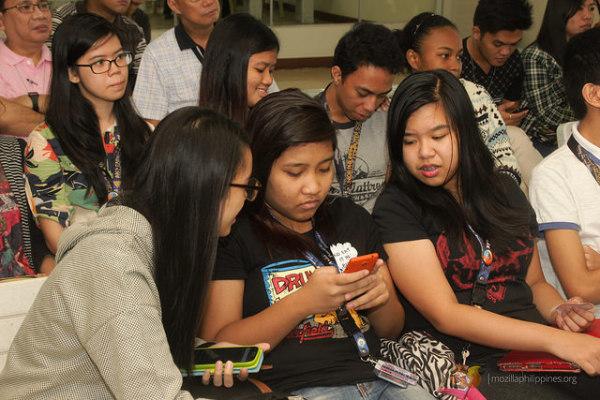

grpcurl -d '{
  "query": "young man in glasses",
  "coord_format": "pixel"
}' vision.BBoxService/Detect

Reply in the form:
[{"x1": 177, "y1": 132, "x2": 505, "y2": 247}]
[
  {"x1": 0, "y1": 0, "x2": 52, "y2": 137},
  {"x1": 49, "y1": 0, "x2": 146, "y2": 87}
]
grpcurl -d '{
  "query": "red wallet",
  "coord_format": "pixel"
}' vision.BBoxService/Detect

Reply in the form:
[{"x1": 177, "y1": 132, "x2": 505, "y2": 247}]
[{"x1": 497, "y1": 319, "x2": 600, "y2": 373}]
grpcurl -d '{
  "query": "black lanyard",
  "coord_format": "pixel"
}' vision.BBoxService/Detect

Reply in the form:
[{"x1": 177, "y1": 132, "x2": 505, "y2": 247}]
[
  {"x1": 267, "y1": 210, "x2": 372, "y2": 360},
  {"x1": 467, "y1": 224, "x2": 494, "y2": 309},
  {"x1": 568, "y1": 135, "x2": 600, "y2": 186}
]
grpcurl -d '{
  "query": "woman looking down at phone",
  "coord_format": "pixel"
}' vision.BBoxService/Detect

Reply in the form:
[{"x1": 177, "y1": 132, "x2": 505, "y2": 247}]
[
  {"x1": 373, "y1": 70, "x2": 600, "y2": 399},
  {"x1": 201, "y1": 89, "x2": 433, "y2": 399},
  {"x1": 0, "y1": 107, "x2": 260, "y2": 398}
]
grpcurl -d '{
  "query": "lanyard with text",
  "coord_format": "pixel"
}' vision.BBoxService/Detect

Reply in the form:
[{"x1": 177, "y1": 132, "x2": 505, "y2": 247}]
[
  {"x1": 568, "y1": 135, "x2": 600, "y2": 186},
  {"x1": 467, "y1": 224, "x2": 493, "y2": 309},
  {"x1": 100, "y1": 126, "x2": 122, "y2": 200},
  {"x1": 342, "y1": 121, "x2": 363, "y2": 194},
  {"x1": 267, "y1": 210, "x2": 373, "y2": 361},
  {"x1": 324, "y1": 94, "x2": 362, "y2": 197},
  {"x1": 303, "y1": 231, "x2": 372, "y2": 361}
]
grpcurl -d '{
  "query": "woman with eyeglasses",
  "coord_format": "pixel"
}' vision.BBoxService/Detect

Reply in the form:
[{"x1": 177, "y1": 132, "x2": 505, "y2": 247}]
[
  {"x1": 200, "y1": 89, "x2": 432, "y2": 399},
  {"x1": 23, "y1": 13, "x2": 150, "y2": 258},
  {"x1": 0, "y1": 106, "x2": 265, "y2": 398}
]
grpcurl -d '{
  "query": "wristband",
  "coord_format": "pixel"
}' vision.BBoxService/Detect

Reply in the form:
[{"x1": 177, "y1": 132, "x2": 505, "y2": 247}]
[{"x1": 28, "y1": 92, "x2": 39, "y2": 113}]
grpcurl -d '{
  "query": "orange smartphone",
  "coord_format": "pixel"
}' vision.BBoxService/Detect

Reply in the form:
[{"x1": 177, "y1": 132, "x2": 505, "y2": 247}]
[{"x1": 344, "y1": 253, "x2": 378, "y2": 274}]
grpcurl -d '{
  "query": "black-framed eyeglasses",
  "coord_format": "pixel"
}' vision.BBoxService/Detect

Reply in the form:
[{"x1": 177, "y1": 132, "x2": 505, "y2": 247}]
[
  {"x1": 75, "y1": 52, "x2": 132, "y2": 74},
  {"x1": 1, "y1": 1, "x2": 51, "y2": 13},
  {"x1": 230, "y1": 177, "x2": 261, "y2": 202}
]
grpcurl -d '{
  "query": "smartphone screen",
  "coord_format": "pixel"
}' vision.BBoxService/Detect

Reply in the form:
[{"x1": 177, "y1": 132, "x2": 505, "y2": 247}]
[{"x1": 194, "y1": 346, "x2": 259, "y2": 365}]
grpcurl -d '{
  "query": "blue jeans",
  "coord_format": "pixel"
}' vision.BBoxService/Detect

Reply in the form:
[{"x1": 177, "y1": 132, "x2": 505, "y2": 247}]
[{"x1": 290, "y1": 379, "x2": 435, "y2": 400}]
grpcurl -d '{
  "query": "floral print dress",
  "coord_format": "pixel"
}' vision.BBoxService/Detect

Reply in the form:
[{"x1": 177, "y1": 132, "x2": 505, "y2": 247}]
[{"x1": 24, "y1": 122, "x2": 122, "y2": 227}]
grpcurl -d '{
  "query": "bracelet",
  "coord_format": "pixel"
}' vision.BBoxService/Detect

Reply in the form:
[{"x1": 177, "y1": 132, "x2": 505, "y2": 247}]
[{"x1": 28, "y1": 92, "x2": 39, "y2": 113}]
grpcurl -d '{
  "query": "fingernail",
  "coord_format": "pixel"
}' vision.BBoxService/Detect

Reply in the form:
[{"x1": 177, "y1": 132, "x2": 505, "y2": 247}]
[{"x1": 226, "y1": 361, "x2": 233, "y2": 368}]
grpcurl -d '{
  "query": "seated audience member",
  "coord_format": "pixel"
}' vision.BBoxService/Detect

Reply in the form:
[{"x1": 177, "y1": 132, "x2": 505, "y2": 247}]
[
  {"x1": 125, "y1": 0, "x2": 150, "y2": 44},
  {"x1": 373, "y1": 70, "x2": 600, "y2": 399},
  {"x1": 199, "y1": 13, "x2": 279, "y2": 127},
  {"x1": 0, "y1": 134, "x2": 53, "y2": 277},
  {"x1": 0, "y1": 107, "x2": 259, "y2": 398},
  {"x1": 461, "y1": 0, "x2": 533, "y2": 126},
  {"x1": 0, "y1": 0, "x2": 52, "y2": 137},
  {"x1": 49, "y1": 0, "x2": 147, "y2": 85},
  {"x1": 530, "y1": 27, "x2": 600, "y2": 306},
  {"x1": 201, "y1": 90, "x2": 432, "y2": 400},
  {"x1": 460, "y1": 0, "x2": 543, "y2": 187},
  {"x1": 25, "y1": 14, "x2": 150, "y2": 255},
  {"x1": 316, "y1": 23, "x2": 401, "y2": 213},
  {"x1": 396, "y1": 12, "x2": 522, "y2": 186},
  {"x1": 133, "y1": 0, "x2": 220, "y2": 126},
  {"x1": 521, "y1": 0, "x2": 594, "y2": 156}
]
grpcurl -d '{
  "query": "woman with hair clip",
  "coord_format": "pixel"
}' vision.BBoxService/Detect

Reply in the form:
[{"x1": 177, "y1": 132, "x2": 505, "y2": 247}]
[
  {"x1": 199, "y1": 13, "x2": 279, "y2": 126},
  {"x1": 24, "y1": 13, "x2": 150, "y2": 256},
  {"x1": 373, "y1": 70, "x2": 600, "y2": 399},
  {"x1": 201, "y1": 89, "x2": 433, "y2": 399},
  {"x1": 394, "y1": 12, "x2": 527, "y2": 188},
  {"x1": 0, "y1": 106, "x2": 264, "y2": 398},
  {"x1": 521, "y1": 0, "x2": 595, "y2": 156}
]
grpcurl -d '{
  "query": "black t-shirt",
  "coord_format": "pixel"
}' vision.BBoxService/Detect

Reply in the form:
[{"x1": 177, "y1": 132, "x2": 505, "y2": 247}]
[
  {"x1": 214, "y1": 197, "x2": 386, "y2": 392},
  {"x1": 372, "y1": 176, "x2": 545, "y2": 360}
]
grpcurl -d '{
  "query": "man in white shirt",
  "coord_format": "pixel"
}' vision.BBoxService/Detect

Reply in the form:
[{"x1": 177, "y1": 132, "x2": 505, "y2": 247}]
[{"x1": 530, "y1": 27, "x2": 600, "y2": 305}]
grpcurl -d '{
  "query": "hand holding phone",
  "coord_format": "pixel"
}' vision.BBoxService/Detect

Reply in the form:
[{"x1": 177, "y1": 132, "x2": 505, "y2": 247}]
[
  {"x1": 183, "y1": 345, "x2": 264, "y2": 377},
  {"x1": 344, "y1": 253, "x2": 379, "y2": 274}
]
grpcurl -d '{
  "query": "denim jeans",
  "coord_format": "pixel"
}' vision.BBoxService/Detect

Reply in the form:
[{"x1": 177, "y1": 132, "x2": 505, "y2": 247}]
[{"x1": 290, "y1": 379, "x2": 435, "y2": 400}]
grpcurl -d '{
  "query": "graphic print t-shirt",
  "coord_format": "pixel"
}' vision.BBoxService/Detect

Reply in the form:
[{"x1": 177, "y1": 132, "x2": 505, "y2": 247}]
[
  {"x1": 329, "y1": 111, "x2": 389, "y2": 213},
  {"x1": 373, "y1": 176, "x2": 545, "y2": 359},
  {"x1": 214, "y1": 197, "x2": 386, "y2": 392}
]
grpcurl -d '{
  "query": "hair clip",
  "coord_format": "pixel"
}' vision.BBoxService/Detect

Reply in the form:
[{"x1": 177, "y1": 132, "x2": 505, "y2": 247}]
[{"x1": 413, "y1": 12, "x2": 437, "y2": 36}]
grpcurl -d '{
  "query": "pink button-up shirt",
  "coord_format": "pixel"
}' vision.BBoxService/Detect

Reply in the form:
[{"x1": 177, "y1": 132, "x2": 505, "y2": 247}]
[{"x1": 0, "y1": 39, "x2": 52, "y2": 98}]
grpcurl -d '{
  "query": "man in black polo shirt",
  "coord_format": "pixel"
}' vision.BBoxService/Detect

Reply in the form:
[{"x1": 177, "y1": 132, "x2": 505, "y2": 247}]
[{"x1": 461, "y1": 0, "x2": 533, "y2": 127}]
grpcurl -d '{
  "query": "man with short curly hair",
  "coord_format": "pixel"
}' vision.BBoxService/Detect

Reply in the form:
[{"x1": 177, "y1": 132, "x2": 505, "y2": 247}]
[{"x1": 316, "y1": 23, "x2": 402, "y2": 213}]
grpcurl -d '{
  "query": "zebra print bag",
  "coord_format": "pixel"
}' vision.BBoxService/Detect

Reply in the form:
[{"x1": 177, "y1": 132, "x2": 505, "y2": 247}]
[{"x1": 380, "y1": 331, "x2": 455, "y2": 399}]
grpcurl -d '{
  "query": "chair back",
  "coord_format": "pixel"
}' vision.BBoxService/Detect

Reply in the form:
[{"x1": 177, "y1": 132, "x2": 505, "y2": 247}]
[{"x1": 0, "y1": 277, "x2": 47, "y2": 371}]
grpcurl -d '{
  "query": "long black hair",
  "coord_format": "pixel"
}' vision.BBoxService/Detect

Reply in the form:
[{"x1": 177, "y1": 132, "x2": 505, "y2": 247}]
[
  {"x1": 46, "y1": 13, "x2": 149, "y2": 203},
  {"x1": 246, "y1": 89, "x2": 336, "y2": 260},
  {"x1": 199, "y1": 13, "x2": 279, "y2": 126},
  {"x1": 394, "y1": 12, "x2": 457, "y2": 73},
  {"x1": 535, "y1": 0, "x2": 586, "y2": 66},
  {"x1": 125, "y1": 107, "x2": 249, "y2": 373},
  {"x1": 387, "y1": 70, "x2": 531, "y2": 253}
]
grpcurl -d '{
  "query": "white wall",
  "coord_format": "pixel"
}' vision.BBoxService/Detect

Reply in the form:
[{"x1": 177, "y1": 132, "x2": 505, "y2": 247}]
[{"x1": 274, "y1": 0, "x2": 550, "y2": 59}]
